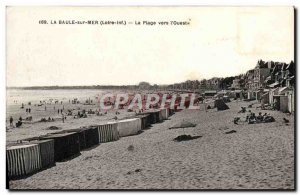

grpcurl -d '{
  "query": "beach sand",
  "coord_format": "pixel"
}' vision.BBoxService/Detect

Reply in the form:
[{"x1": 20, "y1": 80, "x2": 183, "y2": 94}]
[
  {"x1": 8, "y1": 100, "x2": 294, "y2": 189},
  {"x1": 6, "y1": 103, "x2": 136, "y2": 143}
]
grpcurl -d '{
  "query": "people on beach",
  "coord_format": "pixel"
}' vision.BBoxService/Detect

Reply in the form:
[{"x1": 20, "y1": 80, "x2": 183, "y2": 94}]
[
  {"x1": 256, "y1": 112, "x2": 263, "y2": 122},
  {"x1": 16, "y1": 120, "x2": 22, "y2": 128},
  {"x1": 16, "y1": 117, "x2": 23, "y2": 128},
  {"x1": 9, "y1": 116, "x2": 13, "y2": 127}
]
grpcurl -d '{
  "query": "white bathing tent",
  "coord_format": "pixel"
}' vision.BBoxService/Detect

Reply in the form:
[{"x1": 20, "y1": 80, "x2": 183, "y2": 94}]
[{"x1": 116, "y1": 118, "x2": 142, "y2": 137}]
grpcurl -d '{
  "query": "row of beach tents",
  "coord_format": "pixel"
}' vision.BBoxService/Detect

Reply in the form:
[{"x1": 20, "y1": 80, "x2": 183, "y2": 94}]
[{"x1": 6, "y1": 108, "x2": 174, "y2": 179}]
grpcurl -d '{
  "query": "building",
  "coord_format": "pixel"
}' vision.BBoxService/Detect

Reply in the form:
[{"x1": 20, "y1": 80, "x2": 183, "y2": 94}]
[
  {"x1": 265, "y1": 61, "x2": 295, "y2": 113},
  {"x1": 245, "y1": 60, "x2": 273, "y2": 100},
  {"x1": 231, "y1": 79, "x2": 241, "y2": 89},
  {"x1": 253, "y1": 60, "x2": 273, "y2": 89},
  {"x1": 206, "y1": 77, "x2": 221, "y2": 90}
]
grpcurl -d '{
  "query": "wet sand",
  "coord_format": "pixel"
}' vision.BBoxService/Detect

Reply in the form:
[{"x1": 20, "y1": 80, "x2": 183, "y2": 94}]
[{"x1": 8, "y1": 100, "x2": 294, "y2": 189}]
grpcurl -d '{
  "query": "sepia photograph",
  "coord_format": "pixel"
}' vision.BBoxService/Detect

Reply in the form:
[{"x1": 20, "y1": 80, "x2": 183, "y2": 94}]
[{"x1": 5, "y1": 6, "x2": 295, "y2": 190}]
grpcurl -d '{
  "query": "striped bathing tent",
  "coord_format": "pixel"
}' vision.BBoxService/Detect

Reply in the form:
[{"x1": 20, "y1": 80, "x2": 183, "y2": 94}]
[
  {"x1": 39, "y1": 132, "x2": 80, "y2": 162},
  {"x1": 30, "y1": 139, "x2": 55, "y2": 169},
  {"x1": 97, "y1": 122, "x2": 119, "y2": 143},
  {"x1": 6, "y1": 144, "x2": 42, "y2": 179},
  {"x1": 117, "y1": 118, "x2": 142, "y2": 137}
]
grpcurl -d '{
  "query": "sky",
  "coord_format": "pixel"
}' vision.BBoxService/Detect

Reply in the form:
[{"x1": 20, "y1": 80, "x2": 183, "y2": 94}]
[{"x1": 6, "y1": 6, "x2": 294, "y2": 87}]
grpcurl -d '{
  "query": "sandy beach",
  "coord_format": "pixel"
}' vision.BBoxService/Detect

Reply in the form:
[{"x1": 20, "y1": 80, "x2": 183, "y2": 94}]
[
  {"x1": 5, "y1": 5, "x2": 296, "y2": 191},
  {"x1": 8, "y1": 100, "x2": 294, "y2": 190}
]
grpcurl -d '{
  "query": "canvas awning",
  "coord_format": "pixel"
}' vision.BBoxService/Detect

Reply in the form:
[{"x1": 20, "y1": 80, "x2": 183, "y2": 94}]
[
  {"x1": 278, "y1": 87, "x2": 290, "y2": 95},
  {"x1": 268, "y1": 82, "x2": 280, "y2": 88}
]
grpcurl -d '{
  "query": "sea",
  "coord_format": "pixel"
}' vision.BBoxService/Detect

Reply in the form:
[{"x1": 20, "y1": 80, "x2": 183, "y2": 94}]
[{"x1": 6, "y1": 89, "x2": 108, "y2": 106}]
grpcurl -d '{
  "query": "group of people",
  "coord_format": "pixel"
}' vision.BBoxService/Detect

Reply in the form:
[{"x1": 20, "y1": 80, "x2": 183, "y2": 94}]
[
  {"x1": 9, "y1": 116, "x2": 23, "y2": 128},
  {"x1": 25, "y1": 108, "x2": 31, "y2": 113},
  {"x1": 234, "y1": 111, "x2": 275, "y2": 125},
  {"x1": 247, "y1": 112, "x2": 275, "y2": 124}
]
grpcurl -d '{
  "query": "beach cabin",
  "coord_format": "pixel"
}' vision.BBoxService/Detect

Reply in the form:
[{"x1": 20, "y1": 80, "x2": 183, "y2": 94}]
[
  {"x1": 39, "y1": 132, "x2": 80, "y2": 161},
  {"x1": 272, "y1": 94, "x2": 289, "y2": 113},
  {"x1": 261, "y1": 92, "x2": 269, "y2": 105},
  {"x1": 279, "y1": 95, "x2": 289, "y2": 113},
  {"x1": 288, "y1": 91, "x2": 295, "y2": 113},
  {"x1": 29, "y1": 139, "x2": 55, "y2": 169},
  {"x1": 117, "y1": 118, "x2": 142, "y2": 137},
  {"x1": 278, "y1": 87, "x2": 294, "y2": 113},
  {"x1": 97, "y1": 122, "x2": 119, "y2": 143},
  {"x1": 134, "y1": 114, "x2": 151, "y2": 130},
  {"x1": 142, "y1": 110, "x2": 162, "y2": 124},
  {"x1": 84, "y1": 126, "x2": 100, "y2": 148},
  {"x1": 62, "y1": 128, "x2": 88, "y2": 150},
  {"x1": 269, "y1": 87, "x2": 279, "y2": 105},
  {"x1": 160, "y1": 108, "x2": 169, "y2": 120}
]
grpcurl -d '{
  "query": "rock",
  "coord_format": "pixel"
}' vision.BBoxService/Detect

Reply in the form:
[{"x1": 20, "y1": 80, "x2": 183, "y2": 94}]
[
  {"x1": 225, "y1": 130, "x2": 237, "y2": 134},
  {"x1": 127, "y1": 145, "x2": 134, "y2": 151},
  {"x1": 173, "y1": 134, "x2": 202, "y2": 142},
  {"x1": 135, "y1": 169, "x2": 142, "y2": 173},
  {"x1": 283, "y1": 118, "x2": 289, "y2": 123}
]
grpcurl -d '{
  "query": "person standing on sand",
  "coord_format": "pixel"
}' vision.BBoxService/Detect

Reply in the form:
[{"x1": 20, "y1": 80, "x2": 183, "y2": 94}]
[
  {"x1": 28, "y1": 108, "x2": 31, "y2": 113},
  {"x1": 9, "y1": 116, "x2": 13, "y2": 127},
  {"x1": 45, "y1": 106, "x2": 47, "y2": 111},
  {"x1": 58, "y1": 109, "x2": 59, "y2": 114}
]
